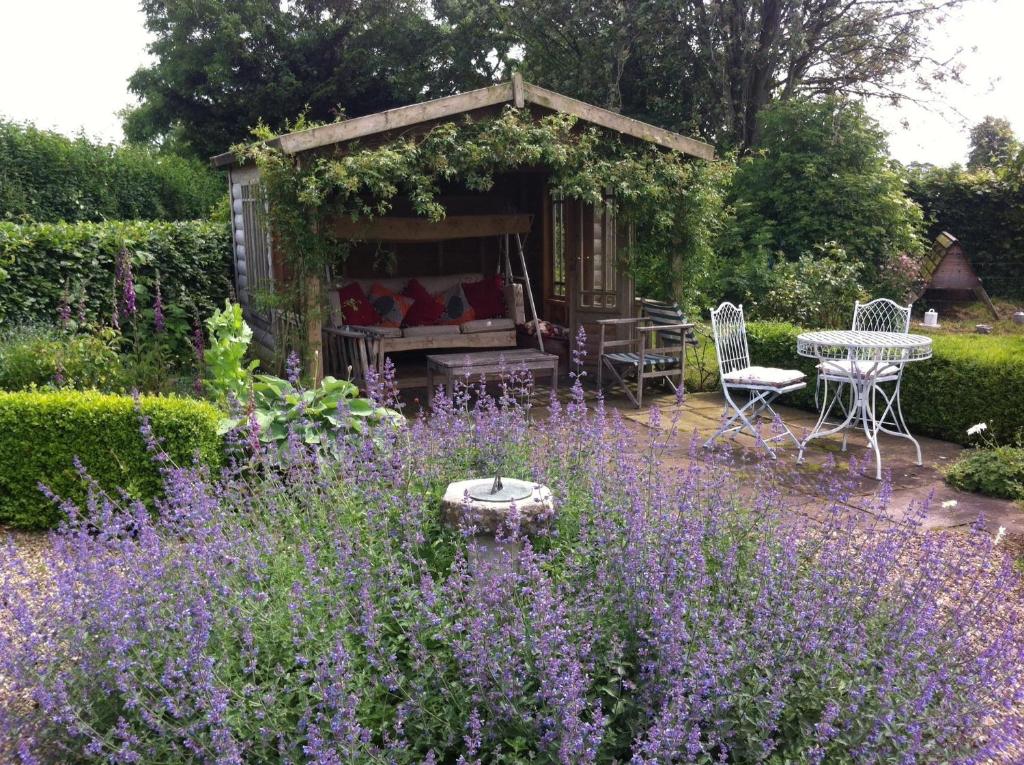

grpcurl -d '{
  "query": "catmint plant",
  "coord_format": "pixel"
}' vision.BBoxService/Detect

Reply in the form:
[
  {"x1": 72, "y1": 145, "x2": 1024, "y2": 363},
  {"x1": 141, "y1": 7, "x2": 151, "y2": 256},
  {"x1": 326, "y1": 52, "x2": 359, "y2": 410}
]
[{"x1": 0, "y1": 361, "x2": 1021, "y2": 764}]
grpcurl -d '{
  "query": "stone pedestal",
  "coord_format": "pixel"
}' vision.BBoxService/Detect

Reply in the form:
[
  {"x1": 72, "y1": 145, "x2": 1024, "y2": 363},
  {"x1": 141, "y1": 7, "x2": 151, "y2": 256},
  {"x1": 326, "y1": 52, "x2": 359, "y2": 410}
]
[{"x1": 441, "y1": 478, "x2": 554, "y2": 575}]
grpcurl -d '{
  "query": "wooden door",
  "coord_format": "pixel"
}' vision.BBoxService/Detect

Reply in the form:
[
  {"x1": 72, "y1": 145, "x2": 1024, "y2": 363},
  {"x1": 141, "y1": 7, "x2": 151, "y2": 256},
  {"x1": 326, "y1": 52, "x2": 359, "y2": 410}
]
[{"x1": 570, "y1": 196, "x2": 634, "y2": 366}]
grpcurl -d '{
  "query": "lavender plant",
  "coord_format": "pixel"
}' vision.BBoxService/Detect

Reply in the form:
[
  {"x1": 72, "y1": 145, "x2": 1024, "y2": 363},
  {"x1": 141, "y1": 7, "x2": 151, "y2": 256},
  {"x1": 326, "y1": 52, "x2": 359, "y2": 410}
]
[{"x1": 0, "y1": 363, "x2": 1022, "y2": 763}]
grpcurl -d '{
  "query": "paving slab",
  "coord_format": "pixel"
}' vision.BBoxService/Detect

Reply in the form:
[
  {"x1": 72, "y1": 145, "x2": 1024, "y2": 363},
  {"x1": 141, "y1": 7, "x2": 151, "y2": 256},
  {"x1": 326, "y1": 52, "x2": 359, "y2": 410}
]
[{"x1": 604, "y1": 389, "x2": 1024, "y2": 537}]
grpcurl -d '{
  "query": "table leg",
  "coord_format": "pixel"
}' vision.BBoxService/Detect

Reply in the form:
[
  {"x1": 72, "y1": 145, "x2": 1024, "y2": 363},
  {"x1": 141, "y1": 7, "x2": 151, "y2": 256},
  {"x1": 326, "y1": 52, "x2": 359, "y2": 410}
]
[
  {"x1": 426, "y1": 365, "x2": 434, "y2": 408},
  {"x1": 550, "y1": 359, "x2": 558, "y2": 393},
  {"x1": 798, "y1": 358, "x2": 861, "y2": 464}
]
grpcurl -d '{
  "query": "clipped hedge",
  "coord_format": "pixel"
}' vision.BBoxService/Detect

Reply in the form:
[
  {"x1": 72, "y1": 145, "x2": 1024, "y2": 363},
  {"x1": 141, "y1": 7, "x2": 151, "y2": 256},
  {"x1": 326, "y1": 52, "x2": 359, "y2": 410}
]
[
  {"x1": 0, "y1": 219, "x2": 232, "y2": 325},
  {"x1": 0, "y1": 391, "x2": 223, "y2": 529},
  {"x1": 0, "y1": 119, "x2": 224, "y2": 223},
  {"x1": 745, "y1": 321, "x2": 1024, "y2": 446}
]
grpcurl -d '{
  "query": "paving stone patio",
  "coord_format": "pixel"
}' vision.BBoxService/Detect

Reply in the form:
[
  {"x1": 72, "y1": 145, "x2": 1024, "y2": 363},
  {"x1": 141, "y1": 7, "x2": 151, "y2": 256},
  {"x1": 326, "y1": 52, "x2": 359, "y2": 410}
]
[{"x1": 605, "y1": 389, "x2": 1024, "y2": 537}]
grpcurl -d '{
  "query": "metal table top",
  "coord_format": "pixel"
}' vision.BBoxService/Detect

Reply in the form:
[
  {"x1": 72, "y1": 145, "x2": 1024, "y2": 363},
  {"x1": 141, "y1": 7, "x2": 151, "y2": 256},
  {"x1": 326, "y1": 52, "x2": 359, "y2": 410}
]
[{"x1": 797, "y1": 330, "x2": 933, "y2": 363}]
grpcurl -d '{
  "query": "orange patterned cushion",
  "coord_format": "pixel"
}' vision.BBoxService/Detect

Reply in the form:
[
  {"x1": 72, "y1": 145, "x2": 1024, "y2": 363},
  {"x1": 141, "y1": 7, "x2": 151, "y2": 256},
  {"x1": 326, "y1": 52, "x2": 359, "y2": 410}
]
[
  {"x1": 436, "y1": 283, "x2": 476, "y2": 325},
  {"x1": 368, "y1": 283, "x2": 414, "y2": 328}
]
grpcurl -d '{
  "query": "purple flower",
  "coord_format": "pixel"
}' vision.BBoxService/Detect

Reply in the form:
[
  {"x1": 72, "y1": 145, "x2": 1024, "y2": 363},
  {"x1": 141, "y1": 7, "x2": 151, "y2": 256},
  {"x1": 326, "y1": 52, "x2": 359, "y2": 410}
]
[
  {"x1": 57, "y1": 287, "x2": 71, "y2": 328},
  {"x1": 153, "y1": 274, "x2": 165, "y2": 334}
]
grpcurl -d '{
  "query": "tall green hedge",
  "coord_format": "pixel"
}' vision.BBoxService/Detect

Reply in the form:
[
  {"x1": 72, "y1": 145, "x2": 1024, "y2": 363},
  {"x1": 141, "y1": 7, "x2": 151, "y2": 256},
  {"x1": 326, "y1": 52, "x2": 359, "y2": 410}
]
[
  {"x1": 745, "y1": 321, "x2": 1024, "y2": 446},
  {"x1": 906, "y1": 166, "x2": 1024, "y2": 298},
  {"x1": 0, "y1": 120, "x2": 224, "y2": 222},
  {"x1": 0, "y1": 219, "x2": 232, "y2": 325},
  {"x1": 0, "y1": 391, "x2": 223, "y2": 529}
]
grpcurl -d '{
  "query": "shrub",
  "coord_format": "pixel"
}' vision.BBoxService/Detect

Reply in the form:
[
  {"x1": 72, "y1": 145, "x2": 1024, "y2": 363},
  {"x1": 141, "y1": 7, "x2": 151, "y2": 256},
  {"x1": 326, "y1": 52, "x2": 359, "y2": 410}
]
[
  {"x1": 726, "y1": 96, "x2": 925, "y2": 291},
  {"x1": 0, "y1": 323, "x2": 123, "y2": 391},
  {"x1": 0, "y1": 119, "x2": 224, "y2": 222},
  {"x1": 0, "y1": 390, "x2": 222, "y2": 529},
  {"x1": 744, "y1": 322, "x2": 1024, "y2": 445},
  {"x1": 756, "y1": 243, "x2": 867, "y2": 327},
  {"x1": 946, "y1": 446, "x2": 1024, "y2": 500},
  {"x1": 0, "y1": 376, "x2": 1022, "y2": 762},
  {"x1": 0, "y1": 219, "x2": 231, "y2": 326}
]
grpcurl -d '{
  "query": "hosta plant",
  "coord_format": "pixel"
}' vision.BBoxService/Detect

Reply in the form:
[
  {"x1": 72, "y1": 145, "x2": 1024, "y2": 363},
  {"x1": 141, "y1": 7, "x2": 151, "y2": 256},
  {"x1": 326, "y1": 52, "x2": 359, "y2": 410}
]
[{"x1": 218, "y1": 372, "x2": 401, "y2": 449}]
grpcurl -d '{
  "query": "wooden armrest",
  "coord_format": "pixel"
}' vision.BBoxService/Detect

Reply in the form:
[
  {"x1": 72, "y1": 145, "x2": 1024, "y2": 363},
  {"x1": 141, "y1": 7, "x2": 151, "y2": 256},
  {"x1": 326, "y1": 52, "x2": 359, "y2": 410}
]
[
  {"x1": 601, "y1": 339, "x2": 638, "y2": 350},
  {"x1": 322, "y1": 326, "x2": 369, "y2": 339},
  {"x1": 596, "y1": 317, "x2": 644, "y2": 325}
]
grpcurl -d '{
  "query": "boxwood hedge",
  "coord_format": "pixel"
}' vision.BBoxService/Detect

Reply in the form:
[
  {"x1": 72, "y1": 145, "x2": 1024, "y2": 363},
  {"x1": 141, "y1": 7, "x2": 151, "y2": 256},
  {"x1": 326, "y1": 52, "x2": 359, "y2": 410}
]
[
  {"x1": 745, "y1": 321, "x2": 1024, "y2": 446},
  {"x1": 0, "y1": 391, "x2": 223, "y2": 529}
]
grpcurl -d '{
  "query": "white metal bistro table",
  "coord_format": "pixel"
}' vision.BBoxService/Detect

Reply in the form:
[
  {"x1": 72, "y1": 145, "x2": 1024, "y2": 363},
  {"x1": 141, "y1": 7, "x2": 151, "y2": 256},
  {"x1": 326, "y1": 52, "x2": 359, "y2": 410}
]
[{"x1": 796, "y1": 330, "x2": 932, "y2": 480}]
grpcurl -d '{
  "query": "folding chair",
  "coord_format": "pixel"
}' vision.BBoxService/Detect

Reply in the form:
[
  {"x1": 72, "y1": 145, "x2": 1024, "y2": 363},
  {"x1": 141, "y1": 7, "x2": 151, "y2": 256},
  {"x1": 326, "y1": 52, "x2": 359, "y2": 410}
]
[
  {"x1": 815, "y1": 298, "x2": 917, "y2": 460},
  {"x1": 705, "y1": 302, "x2": 807, "y2": 456},
  {"x1": 596, "y1": 299, "x2": 695, "y2": 408}
]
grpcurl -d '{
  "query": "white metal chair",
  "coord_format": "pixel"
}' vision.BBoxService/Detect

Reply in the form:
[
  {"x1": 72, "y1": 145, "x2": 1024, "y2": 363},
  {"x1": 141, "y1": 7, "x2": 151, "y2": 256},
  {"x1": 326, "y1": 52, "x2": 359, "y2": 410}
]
[
  {"x1": 705, "y1": 302, "x2": 806, "y2": 456},
  {"x1": 815, "y1": 298, "x2": 917, "y2": 459},
  {"x1": 597, "y1": 299, "x2": 695, "y2": 408}
]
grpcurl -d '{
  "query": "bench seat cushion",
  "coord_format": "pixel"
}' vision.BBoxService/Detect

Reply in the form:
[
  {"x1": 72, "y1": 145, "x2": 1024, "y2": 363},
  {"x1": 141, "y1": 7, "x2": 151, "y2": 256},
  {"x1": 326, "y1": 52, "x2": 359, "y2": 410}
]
[
  {"x1": 347, "y1": 325, "x2": 403, "y2": 339},
  {"x1": 402, "y1": 324, "x2": 461, "y2": 339},
  {"x1": 723, "y1": 366, "x2": 806, "y2": 388},
  {"x1": 460, "y1": 317, "x2": 516, "y2": 334}
]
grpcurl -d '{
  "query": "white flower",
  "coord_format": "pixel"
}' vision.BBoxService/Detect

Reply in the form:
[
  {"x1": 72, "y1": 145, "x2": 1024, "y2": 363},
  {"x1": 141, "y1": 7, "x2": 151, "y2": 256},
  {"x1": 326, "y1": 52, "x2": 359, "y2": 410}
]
[
  {"x1": 995, "y1": 526, "x2": 1007, "y2": 546},
  {"x1": 966, "y1": 422, "x2": 988, "y2": 436},
  {"x1": 941, "y1": 499, "x2": 958, "y2": 509}
]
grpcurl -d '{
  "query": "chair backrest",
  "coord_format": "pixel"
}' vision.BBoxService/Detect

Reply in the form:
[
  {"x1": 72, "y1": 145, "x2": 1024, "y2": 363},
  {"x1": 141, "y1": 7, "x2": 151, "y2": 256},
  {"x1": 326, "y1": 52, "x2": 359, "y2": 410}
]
[
  {"x1": 639, "y1": 298, "x2": 697, "y2": 346},
  {"x1": 709, "y1": 302, "x2": 751, "y2": 377},
  {"x1": 852, "y1": 298, "x2": 912, "y2": 334}
]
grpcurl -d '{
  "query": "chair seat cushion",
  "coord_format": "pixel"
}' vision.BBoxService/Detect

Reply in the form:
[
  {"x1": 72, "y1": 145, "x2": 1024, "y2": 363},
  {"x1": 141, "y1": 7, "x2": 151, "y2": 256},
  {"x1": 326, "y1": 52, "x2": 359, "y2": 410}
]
[
  {"x1": 723, "y1": 366, "x2": 805, "y2": 388},
  {"x1": 346, "y1": 324, "x2": 403, "y2": 339},
  {"x1": 460, "y1": 317, "x2": 516, "y2": 334},
  {"x1": 605, "y1": 352, "x2": 680, "y2": 369},
  {"x1": 402, "y1": 324, "x2": 461, "y2": 338},
  {"x1": 817, "y1": 359, "x2": 900, "y2": 378}
]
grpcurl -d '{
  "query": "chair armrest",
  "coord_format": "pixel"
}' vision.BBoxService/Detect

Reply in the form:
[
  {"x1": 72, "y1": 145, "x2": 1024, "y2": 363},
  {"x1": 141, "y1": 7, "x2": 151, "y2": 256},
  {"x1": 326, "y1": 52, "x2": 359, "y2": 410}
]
[
  {"x1": 596, "y1": 317, "x2": 644, "y2": 325},
  {"x1": 322, "y1": 326, "x2": 367, "y2": 339}
]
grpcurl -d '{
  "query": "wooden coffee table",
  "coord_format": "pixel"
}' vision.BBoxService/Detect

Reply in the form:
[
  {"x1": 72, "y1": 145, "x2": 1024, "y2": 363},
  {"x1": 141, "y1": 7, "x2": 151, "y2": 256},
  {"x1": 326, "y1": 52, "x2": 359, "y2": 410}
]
[{"x1": 426, "y1": 349, "x2": 559, "y2": 405}]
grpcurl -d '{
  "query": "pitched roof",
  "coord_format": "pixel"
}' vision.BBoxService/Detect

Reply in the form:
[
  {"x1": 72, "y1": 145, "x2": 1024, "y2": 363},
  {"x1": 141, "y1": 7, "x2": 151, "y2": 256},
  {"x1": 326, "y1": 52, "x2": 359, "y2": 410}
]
[{"x1": 211, "y1": 74, "x2": 714, "y2": 167}]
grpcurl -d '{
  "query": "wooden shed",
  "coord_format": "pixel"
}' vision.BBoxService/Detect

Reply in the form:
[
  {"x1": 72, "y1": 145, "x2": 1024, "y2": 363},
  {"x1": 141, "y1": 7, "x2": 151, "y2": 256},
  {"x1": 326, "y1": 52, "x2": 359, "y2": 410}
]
[
  {"x1": 212, "y1": 74, "x2": 714, "y2": 387},
  {"x1": 911, "y1": 232, "x2": 997, "y2": 317}
]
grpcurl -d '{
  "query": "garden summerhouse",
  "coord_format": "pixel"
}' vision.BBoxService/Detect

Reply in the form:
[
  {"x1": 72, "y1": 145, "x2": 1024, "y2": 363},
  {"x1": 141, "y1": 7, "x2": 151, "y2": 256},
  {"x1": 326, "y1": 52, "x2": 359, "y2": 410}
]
[{"x1": 212, "y1": 74, "x2": 714, "y2": 387}]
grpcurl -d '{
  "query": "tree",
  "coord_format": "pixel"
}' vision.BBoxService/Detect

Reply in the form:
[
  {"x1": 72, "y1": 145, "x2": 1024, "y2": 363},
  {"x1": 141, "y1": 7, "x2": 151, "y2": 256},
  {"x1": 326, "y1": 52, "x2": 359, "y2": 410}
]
[
  {"x1": 126, "y1": 0, "x2": 502, "y2": 160},
  {"x1": 461, "y1": 0, "x2": 970, "y2": 150},
  {"x1": 967, "y1": 116, "x2": 1019, "y2": 170},
  {"x1": 727, "y1": 97, "x2": 924, "y2": 283}
]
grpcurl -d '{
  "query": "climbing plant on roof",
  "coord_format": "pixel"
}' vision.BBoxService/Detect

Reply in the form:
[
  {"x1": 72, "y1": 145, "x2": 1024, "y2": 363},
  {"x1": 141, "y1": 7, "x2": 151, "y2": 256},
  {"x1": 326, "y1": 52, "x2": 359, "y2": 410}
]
[{"x1": 234, "y1": 107, "x2": 730, "y2": 363}]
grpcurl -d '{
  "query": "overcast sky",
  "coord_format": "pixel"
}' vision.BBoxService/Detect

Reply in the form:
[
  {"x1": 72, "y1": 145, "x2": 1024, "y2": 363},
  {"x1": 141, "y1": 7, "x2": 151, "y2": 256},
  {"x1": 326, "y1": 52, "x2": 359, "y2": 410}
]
[{"x1": 1, "y1": 0, "x2": 1021, "y2": 166}]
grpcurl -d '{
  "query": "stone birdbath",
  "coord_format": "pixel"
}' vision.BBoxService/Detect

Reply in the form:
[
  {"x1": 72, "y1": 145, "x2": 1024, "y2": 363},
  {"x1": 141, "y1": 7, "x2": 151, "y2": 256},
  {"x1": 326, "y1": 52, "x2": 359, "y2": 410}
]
[{"x1": 442, "y1": 475, "x2": 554, "y2": 574}]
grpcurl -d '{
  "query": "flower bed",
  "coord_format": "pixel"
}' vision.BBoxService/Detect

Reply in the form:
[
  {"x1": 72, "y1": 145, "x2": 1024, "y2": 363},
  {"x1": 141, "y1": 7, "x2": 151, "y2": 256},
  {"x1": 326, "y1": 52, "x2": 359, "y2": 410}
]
[{"x1": 1, "y1": 375, "x2": 1022, "y2": 762}]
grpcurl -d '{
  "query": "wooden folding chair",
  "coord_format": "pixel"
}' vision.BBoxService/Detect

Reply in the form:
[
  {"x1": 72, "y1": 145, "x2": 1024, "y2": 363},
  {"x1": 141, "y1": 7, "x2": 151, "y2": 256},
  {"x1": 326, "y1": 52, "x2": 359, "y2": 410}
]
[{"x1": 597, "y1": 299, "x2": 695, "y2": 408}]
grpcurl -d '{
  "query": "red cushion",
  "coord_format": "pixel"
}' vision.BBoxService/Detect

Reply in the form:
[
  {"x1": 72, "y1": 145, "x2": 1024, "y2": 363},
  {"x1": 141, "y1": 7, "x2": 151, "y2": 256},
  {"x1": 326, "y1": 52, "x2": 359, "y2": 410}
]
[
  {"x1": 367, "y1": 283, "x2": 414, "y2": 328},
  {"x1": 462, "y1": 275, "x2": 506, "y2": 320},
  {"x1": 337, "y1": 282, "x2": 380, "y2": 326},
  {"x1": 402, "y1": 278, "x2": 444, "y2": 326}
]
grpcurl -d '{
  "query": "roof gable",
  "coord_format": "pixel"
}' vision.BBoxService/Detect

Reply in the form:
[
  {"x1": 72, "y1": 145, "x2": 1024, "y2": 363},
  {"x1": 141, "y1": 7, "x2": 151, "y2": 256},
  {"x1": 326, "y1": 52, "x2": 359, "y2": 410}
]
[{"x1": 212, "y1": 74, "x2": 714, "y2": 167}]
